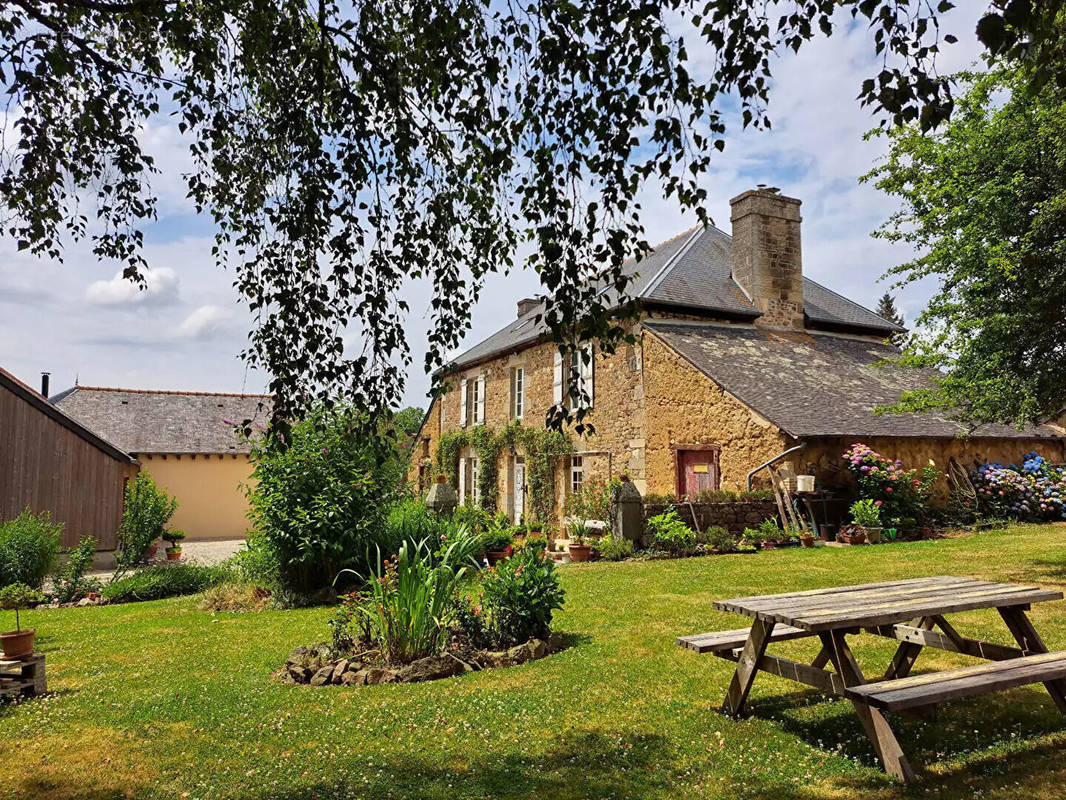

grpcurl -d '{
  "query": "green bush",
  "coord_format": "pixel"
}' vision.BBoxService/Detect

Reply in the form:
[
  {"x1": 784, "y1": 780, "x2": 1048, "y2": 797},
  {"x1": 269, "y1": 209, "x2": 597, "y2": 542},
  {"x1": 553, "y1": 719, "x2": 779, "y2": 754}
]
[
  {"x1": 451, "y1": 504, "x2": 496, "y2": 535},
  {"x1": 480, "y1": 527, "x2": 514, "y2": 553},
  {"x1": 0, "y1": 582, "x2": 46, "y2": 631},
  {"x1": 0, "y1": 508, "x2": 62, "y2": 588},
  {"x1": 692, "y1": 489, "x2": 738, "y2": 503},
  {"x1": 518, "y1": 534, "x2": 547, "y2": 555},
  {"x1": 247, "y1": 406, "x2": 405, "y2": 593},
  {"x1": 646, "y1": 509, "x2": 695, "y2": 553},
  {"x1": 478, "y1": 548, "x2": 564, "y2": 646},
  {"x1": 697, "y1": 525, "x2": 736, "y2": 552},
  {"x1": 116, "y1": 472, "x2": 177, "y2": 574},
  {"x1": 103, "y1": 564, "x2": 225, "y2": 604},
  {"x1": 52, "y1": 535, "x2": 100, "y2": 604},
  {"x1": 596, "y1": 536, "x2": 635, "y2": 561},
  {"x1": 223, "y1": 529, "x2": 281, "y2": 589},
  {"x1": 741, "y1": 518, "x2": 781, "y2": 547}
]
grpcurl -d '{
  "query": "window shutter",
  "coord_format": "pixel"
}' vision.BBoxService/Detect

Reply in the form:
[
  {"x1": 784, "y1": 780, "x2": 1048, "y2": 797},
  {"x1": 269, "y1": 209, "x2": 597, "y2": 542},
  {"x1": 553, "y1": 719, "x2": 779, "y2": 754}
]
[
  {"x1": 459, "y1": 379, "x2": 468, "y2": 427},
  {"x1": 581, "y1": 343, "x2": 594, "y2": 409},
  {"x1": 552, "y1": 351, "x2": 563, "y2": 404},
  {"x1": 458, "y1": 456, "x2": 467, "y2": 501},
  {"x1": 476, "y1": 375, "x2": 486, "y2": 423},
  {"x1": 509, "y1": 368, "x2": 516, "y2": 419}
]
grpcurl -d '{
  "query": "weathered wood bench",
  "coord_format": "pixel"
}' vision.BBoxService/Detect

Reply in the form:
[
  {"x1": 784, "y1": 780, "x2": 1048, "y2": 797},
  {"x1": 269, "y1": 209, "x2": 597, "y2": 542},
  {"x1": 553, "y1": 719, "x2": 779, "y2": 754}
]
[
  {"x1": 846, "y1": 650, "x2": 1066, "y2": 711},
  {"x1": 676, "y1": 625, "x2": 811, "y2": 654}
]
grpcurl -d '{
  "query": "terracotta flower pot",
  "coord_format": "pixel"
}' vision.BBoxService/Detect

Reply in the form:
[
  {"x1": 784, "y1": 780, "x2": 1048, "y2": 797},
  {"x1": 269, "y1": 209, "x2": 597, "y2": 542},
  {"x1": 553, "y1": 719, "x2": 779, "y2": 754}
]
[
  {"x1": 487, "y1": 551, "x2": 509, "y2": 566},
  {"x1": 761, "y1": 541, "x2": 775, "y2": 550},
  {"x1": 568, "y1": 544, "x2": 592, "y2": 562},
  {"x1": 165, "y1": 547, "x2": 182, "y2": 562},
  {"x1": 800, "y1": 534, "x2": 815, "y2": 548},
  {"x1": 1, "y1": 628, "x2": 36, "y2": 658}
]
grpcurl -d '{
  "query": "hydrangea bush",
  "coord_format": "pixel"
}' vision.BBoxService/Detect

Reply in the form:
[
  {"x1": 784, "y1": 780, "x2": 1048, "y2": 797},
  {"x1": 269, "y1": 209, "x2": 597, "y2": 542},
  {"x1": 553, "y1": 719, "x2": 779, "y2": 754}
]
[
  {"x1": 970, "y1": 452, "x2": 1066, "y2": 521},
  {"x1": 842, "y1": 443, "x2": 940, "y2": 527}
]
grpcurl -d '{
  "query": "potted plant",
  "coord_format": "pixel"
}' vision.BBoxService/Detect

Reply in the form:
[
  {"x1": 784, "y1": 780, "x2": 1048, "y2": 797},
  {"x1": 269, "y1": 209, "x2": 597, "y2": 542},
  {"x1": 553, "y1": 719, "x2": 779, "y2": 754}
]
[
  {"x1": 482, "y1": 528, "x2": 514, "y2": 565},
  {"x1": 566, "y1": 520, "x2": 592, "y2": 562},
  {"x1": 799, "y1": 528, "x2": 815, "y2": 548},
  {"x1": 849, "y1": 499, "x2": 883, "y2": 543},
  {"x1": 162, "y1": 529, "x2": 186, "y2": 561},
  {"x1": 0, "y1": 583, "x2": 46, "y2": 658}
]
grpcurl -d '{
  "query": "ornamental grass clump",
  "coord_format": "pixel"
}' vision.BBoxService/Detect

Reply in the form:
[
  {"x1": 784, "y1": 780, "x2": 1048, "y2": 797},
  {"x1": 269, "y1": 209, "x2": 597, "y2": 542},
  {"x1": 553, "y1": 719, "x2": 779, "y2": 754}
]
[
  {"x1": 339, "y1": 535, "x2": 476, "y2": 665},
  {"x1": 971, "y1": 452, "x2": 1066, "y2": 521}
]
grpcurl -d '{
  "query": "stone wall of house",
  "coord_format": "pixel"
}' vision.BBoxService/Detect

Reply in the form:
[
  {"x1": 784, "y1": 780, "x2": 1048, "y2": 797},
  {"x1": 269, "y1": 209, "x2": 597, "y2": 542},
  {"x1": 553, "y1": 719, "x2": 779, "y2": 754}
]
[
  {"x1": 793, "y1": 435, "x2": 1066, "y2": 493},
  {"x1": 644, "y1": 500, "x2": 779, "y2": 537},
  {"x1": 641, "y1": 330, "x2": 790, "y2": 496},
  {"x1": 414, "y1": 322, "x2": 649, "y2": 524}
]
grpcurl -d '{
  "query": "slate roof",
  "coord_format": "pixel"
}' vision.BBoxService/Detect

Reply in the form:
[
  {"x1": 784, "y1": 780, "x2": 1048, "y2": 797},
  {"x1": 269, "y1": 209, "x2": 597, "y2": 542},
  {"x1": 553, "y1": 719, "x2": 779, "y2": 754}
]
[
  {"x1": 446, "y1": 225, "x2": 902, "y2": 370},
  {"x1": 0, "y1": 368, "x2": 135, "y2": 463},
  {"x1": 644, "y1": 321, "x2": 1061, "y2": 440},
  {"x1": 53, "y1": 386, "x2": 272, "y2": 454}
]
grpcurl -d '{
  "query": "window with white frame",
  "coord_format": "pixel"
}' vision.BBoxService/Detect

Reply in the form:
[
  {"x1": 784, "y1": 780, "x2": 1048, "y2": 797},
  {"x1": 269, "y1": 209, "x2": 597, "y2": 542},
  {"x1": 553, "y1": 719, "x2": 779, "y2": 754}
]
[
  {"x1": 511, "y1": 366, "x2": 524, "y2": 419},
  {"x1": 460, "y1": 375, "x2": 486, "y2": 427},
  {"x1": 570, "y1": 455, "x2": 584, "y2": 493},
  {"x1": 553, "y1": 343, "x2": 594, "y2": 409},
  {"x1": 471, "y1": 456, "x2": 481, "y2": 505}
]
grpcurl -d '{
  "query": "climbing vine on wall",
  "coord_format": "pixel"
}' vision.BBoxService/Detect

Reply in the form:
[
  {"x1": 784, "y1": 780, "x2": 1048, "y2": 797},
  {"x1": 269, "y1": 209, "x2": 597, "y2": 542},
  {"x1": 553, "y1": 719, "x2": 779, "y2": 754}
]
[{"x1": 433, "y1": 421, "x2": 570, "y2": 522}]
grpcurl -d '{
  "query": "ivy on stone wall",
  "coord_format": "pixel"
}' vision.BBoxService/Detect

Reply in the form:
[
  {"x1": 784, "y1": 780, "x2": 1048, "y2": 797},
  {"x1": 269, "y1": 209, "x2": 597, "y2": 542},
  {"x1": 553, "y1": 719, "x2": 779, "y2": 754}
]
[{"x1": 433, "y1": 421, "x2": 571, "y2": 523}]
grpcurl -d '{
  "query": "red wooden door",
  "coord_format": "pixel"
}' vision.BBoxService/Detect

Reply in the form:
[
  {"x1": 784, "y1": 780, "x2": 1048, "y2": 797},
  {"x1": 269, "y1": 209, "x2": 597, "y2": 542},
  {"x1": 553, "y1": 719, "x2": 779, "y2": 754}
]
[{"x1": 678, "y1": 449, "x2": 719, "y2": 498}]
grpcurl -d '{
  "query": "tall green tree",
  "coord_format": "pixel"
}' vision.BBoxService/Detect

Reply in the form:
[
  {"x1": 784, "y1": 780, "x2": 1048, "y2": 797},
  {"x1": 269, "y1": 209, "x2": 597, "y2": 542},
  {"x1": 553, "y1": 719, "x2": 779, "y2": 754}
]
[
  {"x1": 874, "y1": 292, "x2": 907, "y2": 346},
  {"x1": 1, "y1": 1, "x2": 1062, "y2": 431},
  {"x1": 865, "y1": 66, "x2": 1066, "y2": 428}
]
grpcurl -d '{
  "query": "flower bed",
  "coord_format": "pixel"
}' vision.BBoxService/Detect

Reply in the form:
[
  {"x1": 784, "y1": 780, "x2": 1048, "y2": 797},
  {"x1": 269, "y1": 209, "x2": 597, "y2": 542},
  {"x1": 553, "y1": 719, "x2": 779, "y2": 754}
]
[
  {"x1": 971, "y1": 452, "x2": 1066, "y2": 521},
  {"x1": 642, "y1": 499, "x2": 778, "y2": 537},
  {"x1": 842, "y1": 443, "x2": 939, "y2": 530}
]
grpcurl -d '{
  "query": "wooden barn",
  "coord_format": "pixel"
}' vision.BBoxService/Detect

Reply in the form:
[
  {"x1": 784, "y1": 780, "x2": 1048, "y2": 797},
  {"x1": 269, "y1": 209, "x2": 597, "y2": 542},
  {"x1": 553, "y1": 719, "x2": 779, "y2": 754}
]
[{"x1": 0, "y1": 367, "x2": 138, "y2": 550}]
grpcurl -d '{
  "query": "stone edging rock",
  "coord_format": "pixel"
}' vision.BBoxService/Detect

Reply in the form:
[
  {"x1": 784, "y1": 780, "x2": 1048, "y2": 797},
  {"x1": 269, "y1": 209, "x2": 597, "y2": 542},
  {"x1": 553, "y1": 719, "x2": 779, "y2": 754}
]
[{"x1": 283, "y1": 633, "x2": 565, "y2": 687}]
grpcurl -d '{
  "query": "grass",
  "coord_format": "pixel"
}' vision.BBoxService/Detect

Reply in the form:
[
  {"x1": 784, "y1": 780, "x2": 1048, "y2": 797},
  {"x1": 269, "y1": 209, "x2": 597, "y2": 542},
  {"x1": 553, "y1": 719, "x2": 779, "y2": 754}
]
[{"x1": 2, "y1": 524, "x2": 1066, "y2": 800}]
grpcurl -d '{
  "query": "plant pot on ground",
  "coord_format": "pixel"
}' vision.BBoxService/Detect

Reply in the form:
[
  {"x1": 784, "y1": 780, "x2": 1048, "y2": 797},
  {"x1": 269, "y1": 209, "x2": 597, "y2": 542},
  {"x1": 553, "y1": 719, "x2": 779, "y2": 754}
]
[
  {"x1": 162, "y1": 529, "x2": 186, "y2": 562},
  {"x1": 481, "y1": 529, "x2": 515, "y2": 566},
  {"x1": 848, "y1": 499, "x2": 882, "y2": 546},
  {"x1": 840, "y1": 528, "x2": 867, "y2": 545},
  {"x1": 0, "y1": 583, "x2": 46, "y2": 658},
  {"x1": 566, "y1": 520, "x2": 592, "y2": 562},
  {"x1": 800, "y1": 532, "x2": 815, "y2": 548},
  {"x1": 861, "y1": 526, "x2": 883, "y2": 544}
]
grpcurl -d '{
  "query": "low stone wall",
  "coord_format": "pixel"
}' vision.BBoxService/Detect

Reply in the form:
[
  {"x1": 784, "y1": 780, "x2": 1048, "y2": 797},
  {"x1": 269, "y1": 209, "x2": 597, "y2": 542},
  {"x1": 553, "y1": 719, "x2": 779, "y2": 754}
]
[{"x1": 643, "y1": 500, "x2": 779, "y2": 536}]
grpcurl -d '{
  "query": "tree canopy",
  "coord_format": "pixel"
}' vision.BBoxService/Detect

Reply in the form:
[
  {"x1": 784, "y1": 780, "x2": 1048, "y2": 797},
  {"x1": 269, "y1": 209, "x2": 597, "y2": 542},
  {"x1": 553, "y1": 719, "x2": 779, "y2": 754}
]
[
  {"x1": 1, "y1": 1, "x2": 1063, "y2": 431},
  {"x1": 865, "y1": 65, "x2": 1066, "y2": 429}
]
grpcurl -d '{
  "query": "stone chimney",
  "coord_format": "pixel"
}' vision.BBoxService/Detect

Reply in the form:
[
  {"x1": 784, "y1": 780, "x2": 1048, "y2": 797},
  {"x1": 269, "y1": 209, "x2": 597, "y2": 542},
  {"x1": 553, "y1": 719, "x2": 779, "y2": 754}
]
[
  {"x1": 729, "y1": 186, "x2": 804, "y2": 330},
  {"x1": 516, "y1": 297, "x2": 539, "y2": 318}
]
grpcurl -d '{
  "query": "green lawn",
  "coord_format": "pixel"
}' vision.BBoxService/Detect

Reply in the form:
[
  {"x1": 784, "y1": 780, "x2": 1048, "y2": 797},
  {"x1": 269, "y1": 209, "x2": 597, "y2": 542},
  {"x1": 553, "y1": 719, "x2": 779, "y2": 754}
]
[{"x1": 3, "y1": 525, "x2": 1066, "y2": 800}]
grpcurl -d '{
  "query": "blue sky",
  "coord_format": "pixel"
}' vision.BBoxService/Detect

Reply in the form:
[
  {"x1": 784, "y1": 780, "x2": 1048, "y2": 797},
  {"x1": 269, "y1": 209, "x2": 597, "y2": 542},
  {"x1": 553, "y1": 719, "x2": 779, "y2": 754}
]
[{"x1": 0, "y1": 4, "x2": 984, "y2": 408}]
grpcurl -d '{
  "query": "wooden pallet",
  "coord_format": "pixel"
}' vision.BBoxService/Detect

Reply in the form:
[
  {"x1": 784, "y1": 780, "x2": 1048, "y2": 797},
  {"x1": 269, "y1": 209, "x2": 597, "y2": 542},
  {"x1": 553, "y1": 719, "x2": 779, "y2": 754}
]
[{"x1": 0, "y1": 652, "x2": 46, "y2": 698}]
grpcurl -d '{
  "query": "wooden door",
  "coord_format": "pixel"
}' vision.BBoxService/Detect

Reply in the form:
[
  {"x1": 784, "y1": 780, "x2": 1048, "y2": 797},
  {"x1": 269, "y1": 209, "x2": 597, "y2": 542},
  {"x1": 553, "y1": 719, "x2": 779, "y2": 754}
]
[{"x1": 678, "y1": 449, "x2": 719, "y2": 498}]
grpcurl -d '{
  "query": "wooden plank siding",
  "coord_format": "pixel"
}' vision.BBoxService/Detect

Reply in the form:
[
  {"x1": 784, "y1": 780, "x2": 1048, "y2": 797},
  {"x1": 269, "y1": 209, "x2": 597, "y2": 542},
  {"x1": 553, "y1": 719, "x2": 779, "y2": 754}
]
[{"x1": 0, "y1": 373, "x2": 137, "y2": 550}]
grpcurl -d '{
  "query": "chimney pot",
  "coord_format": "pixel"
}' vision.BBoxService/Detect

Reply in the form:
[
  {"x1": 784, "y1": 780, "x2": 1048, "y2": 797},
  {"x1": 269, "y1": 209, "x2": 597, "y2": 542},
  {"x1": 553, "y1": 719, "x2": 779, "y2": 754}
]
[
  {"x1": 516, "y1": 297, "x2": 539, "y2": 318},
  {"x1": 730, "y1": 187, "x2": 804, "y2": 331},
  {"x1": 40, "y1": 372, "x2": 50, "y2": 398}
]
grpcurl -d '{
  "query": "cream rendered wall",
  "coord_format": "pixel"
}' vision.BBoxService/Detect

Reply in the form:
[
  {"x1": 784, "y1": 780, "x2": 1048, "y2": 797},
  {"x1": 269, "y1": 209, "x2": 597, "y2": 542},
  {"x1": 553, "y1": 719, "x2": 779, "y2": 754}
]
[{"x1": 140, "y1": 453, "x2": 254, "y2": 541}]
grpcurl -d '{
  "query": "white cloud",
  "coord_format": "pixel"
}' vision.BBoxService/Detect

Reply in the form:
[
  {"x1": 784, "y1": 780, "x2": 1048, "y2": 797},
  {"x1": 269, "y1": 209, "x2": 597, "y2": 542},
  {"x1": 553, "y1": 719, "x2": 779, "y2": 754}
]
[
  {"x1": 86, "y1": 266, "x2": 179, "y2": 306},
  {"x1": 177, "y1": 304, "x2": 232, "y2": 340}
]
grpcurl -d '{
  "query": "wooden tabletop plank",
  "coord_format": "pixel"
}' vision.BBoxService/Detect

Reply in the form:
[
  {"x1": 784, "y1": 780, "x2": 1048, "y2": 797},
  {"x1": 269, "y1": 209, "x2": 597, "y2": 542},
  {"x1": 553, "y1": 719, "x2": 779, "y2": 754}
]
[{"x1": 714, "y1": 577, "x2": 1063, "y2": 633}]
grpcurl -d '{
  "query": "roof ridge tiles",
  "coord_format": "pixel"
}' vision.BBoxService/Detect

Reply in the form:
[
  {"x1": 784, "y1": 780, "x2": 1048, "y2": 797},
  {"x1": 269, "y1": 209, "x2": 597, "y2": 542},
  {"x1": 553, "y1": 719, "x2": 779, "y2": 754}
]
[{"x1": 72, "y1": 386, "x2": 272, "y2": 398}]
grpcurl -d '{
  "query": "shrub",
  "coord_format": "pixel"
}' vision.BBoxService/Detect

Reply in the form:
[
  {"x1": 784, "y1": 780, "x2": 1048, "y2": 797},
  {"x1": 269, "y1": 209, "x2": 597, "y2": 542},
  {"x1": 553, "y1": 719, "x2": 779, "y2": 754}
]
[
  {"x1": 199, "y1": 582, "x2": 273, "y2": 613},
  {"x1": 103, "y1": 564, "x2": 224, "y2": 604},
  {"x1": 223, "y1": 529, "x2": 282, "y2": 588},
  {"x1": 518, "y1": 534, "x2": 548, "y2": 555},
  {"x1": 642, "y1": 492, "x2": 677, "y2": 505},
  {"x1": 739, "y1": 489, "x2": 775, "y2": 502},
  {"x1": 850, "y1": 498, "x2": 883, "y2": 527},
  {"x1": 452, "y1": 504, "x2": 496, "y2": 535},
  {"x1": 970, "y1": 452, "x2": 1066, "y2": 521},
  {"x1": 0, "y1": 583, "x2": 46, "y2": 631},
  {"x1": 842, "y1": 443, "x2": 939, "y2": 524},
  {"x1": 596, "y1": 536, "x2": 635, "y2": 561},
  {"x1": 741, "y1": 518, "x2": 781, "y2": 547},
  {"x1": 0, "y1": 508, "x2": 62, "y2": 589},
  {"x1": 646, "y1": 508, "x2": 695, "y2": 553},
  {"x1": 692, "y1": 489, "x2": 738, "y2": 503},
  {"x1": 52, "y1": 535, "x2": 100, "y2": 604},
  {"x1": 480, "y1": 527, "x2": 514, "y2": 553},
  {"x1": 339, "y1": 535, "x2": 473, "y2": 664},
  {"x1": 478, "y1": 548, "x2": 564, "y2": 646},
  {"x1": 697, "y1": 525, "x2": 736, "y2": 552},
  {"x1": 247, "y1": 406, "x2": 406, "y2": 593},
  {"x1": 116, "y1": 473, "x2": 177, "y2": 574}
]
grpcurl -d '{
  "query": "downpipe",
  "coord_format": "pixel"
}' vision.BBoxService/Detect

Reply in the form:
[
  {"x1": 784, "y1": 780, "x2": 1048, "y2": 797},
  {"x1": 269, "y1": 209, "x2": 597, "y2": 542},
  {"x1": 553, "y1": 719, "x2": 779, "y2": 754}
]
[{"x1": 746, "y1": 442, "x2": 807, "y2": 492}]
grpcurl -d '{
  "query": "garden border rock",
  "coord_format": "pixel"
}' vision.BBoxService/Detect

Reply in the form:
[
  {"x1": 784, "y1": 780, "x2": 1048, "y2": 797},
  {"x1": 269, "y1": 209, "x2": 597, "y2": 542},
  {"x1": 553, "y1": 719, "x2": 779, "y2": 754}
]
[{"x1": 281, "y1": 634, "x2": 565, "y2": 687}]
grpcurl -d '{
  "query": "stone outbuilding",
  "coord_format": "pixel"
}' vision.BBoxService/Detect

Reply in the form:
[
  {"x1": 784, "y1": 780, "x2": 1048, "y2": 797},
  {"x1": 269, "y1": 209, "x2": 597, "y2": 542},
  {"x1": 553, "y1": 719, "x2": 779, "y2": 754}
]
[{"x1": 409, "y1": 187, "x2": 1066, "y2": 524}]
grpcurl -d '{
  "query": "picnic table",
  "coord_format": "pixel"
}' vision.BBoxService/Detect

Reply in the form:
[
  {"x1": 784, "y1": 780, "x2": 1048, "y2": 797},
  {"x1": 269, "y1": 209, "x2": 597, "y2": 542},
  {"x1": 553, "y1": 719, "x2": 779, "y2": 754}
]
[{"x1": 678, "y1": 576, "x2": 1066, "y2": 783}]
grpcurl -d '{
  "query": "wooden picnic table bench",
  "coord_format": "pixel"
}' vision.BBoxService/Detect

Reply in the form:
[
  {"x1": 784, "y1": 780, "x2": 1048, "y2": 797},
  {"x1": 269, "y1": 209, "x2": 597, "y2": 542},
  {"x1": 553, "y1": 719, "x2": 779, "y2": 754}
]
[{"x1": 678, "y1": 576, "x2": 1066, "y2": 784}]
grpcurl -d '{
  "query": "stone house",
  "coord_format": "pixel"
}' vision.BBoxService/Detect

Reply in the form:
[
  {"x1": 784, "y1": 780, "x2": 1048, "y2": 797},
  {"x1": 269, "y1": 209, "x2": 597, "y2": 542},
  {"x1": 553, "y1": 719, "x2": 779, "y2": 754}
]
[{"x1": 410, "y1": 187, "x2": 1065, "y2": 524}]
